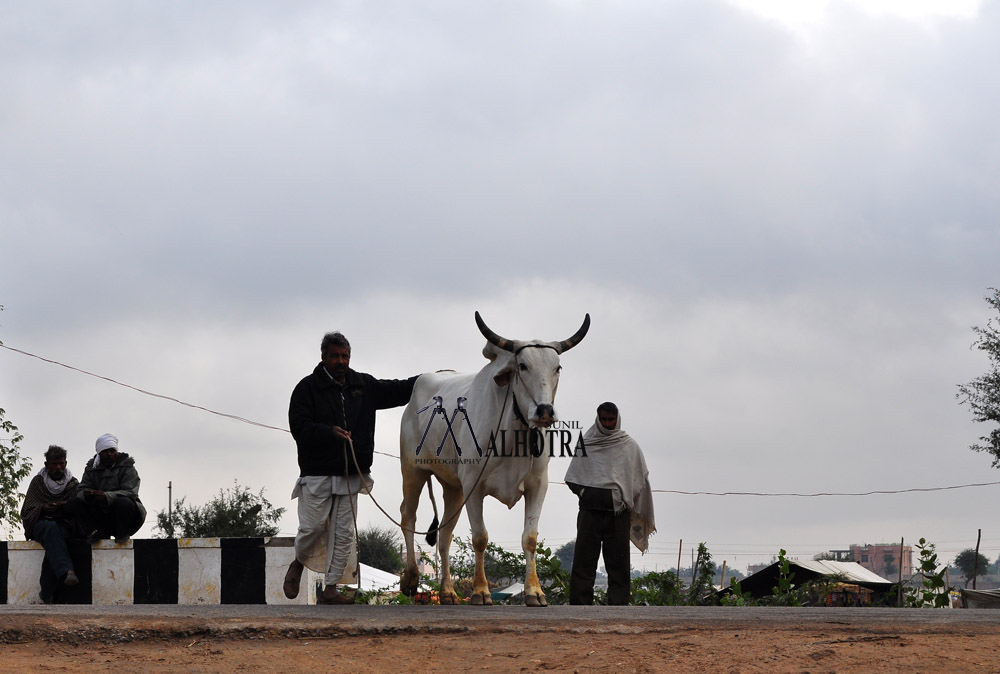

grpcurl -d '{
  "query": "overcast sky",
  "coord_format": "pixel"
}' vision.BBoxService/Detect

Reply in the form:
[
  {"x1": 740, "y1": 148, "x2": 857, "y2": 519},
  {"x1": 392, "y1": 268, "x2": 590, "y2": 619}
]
[{"x1": 2, "y1": 0, "x2": 999, "y2": 576}]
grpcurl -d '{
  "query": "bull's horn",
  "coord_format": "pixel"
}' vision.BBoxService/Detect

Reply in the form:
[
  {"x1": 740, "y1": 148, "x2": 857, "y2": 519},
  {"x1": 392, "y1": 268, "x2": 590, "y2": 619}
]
[
  {"x1": 551, "y1": 314, "x2": 591, "y2": 353},
  {"x1": 475, "y1": 311, "x2": 517, "y2": 352}
]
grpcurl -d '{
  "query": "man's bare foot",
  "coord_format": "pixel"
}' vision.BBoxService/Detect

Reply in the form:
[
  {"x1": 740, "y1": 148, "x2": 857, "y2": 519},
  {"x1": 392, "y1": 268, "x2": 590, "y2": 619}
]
[
  {"x1": 283, "y1": 559, "x2": 304, "y2": 599},
  {"x1": 317, "y1": 586, "x2": 354, "y2": 605}
]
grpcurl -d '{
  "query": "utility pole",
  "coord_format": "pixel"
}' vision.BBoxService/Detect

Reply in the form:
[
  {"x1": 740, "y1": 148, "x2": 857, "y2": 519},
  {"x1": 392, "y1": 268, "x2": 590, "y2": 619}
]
[
  {"x1": 167, "y1": 481, "x2": 173, "y2": 538},
  {"x1": 974, "y1": 528, "x2": 982, "y2": 590},
  {"x1": 676, "y1": 539, "x2": 682, "y2": 583},
  {"x1": 897, "y1": 537, "x2": 904, "y2": 607}
]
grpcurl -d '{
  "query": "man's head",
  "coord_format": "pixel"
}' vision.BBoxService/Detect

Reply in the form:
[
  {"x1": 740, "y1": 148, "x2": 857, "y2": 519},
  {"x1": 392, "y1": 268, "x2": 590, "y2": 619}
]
[
  {"x1": 95, "y1": 433, "x2": 119, "y2": 467},
  {"x1": 44, "y1": 445, "x2": 68, "y2": 481},
  {"x1": 321, "y1": 331, "x2": 351, "y2": 383},
  {"x1": 597, "y1": 401, "x2": 619, "y2": 431}
]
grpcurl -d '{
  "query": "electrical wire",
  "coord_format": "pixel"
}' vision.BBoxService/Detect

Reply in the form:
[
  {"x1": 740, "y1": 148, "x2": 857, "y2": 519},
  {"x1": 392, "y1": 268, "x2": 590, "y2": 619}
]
[
  {"x1": 4, "y1": 342, "x2": 998, "y2": 498},
  {"x1": 643, "y1": 483, "x2": 1000, "y2": 497},
  {"x1": 0, "y1": 343, "x2": 286, "y2": 432}
]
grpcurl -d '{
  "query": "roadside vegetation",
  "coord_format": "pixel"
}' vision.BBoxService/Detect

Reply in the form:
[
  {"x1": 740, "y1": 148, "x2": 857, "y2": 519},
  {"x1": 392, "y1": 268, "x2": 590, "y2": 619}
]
[
  {"x1": 0, "y1": 307, "x2": 33, "y2": 538},
  {"x1": 153, "y1": 480, "x2": 285, "y2": 538},
  {"x1": 375, "y1": 537, "x2": 973, "y2": 608}
]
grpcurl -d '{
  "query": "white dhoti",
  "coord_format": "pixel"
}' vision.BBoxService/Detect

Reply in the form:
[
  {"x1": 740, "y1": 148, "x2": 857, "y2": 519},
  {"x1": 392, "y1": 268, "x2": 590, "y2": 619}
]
[{"x1": 291, "y1": 474, "x2": 373, "y2": 586}]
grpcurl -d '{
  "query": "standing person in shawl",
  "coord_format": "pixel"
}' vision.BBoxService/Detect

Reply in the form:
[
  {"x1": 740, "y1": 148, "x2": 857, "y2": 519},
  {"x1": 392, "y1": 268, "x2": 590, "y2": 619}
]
[
  {"x1": 564, "y1": 402, "x2": 655, "y2": 605},
  {"x1": 64, "y1": 433, "x2": 146, "y2": 544},
  {"x1": 20, "y1": 444, "x2": 80, "y2": 603},
  {"x1": 283, "y1": 331, "x2": 418, "y2": 604}
]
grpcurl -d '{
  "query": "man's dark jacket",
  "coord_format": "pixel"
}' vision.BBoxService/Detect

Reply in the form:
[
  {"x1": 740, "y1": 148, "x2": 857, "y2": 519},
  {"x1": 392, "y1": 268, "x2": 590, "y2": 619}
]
[
  {"x1": 20, "y1": 473, "x2": 79, "y2": 540},
  {"x1": 74, "y1": 453, "x2": 147, "y2": 525},
  {"x1": 289, "y1": 364, "x2": 417, "y2": 477}
]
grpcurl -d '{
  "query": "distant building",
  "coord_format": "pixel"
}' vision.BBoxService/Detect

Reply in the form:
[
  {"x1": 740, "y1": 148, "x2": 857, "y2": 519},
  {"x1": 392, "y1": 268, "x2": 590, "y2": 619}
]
[
  {"x1": 825, "y1": 550, "x2": 853, "y2": 562},
  {"x1": 417, "y1": 557, "x2": 436, "y2": 577},
  {"x1": 849, "y1": 543, "x2": 912, "y2": 579}
]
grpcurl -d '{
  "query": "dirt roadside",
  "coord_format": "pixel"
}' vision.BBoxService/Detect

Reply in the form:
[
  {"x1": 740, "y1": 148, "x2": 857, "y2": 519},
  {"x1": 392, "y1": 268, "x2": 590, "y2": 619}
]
[{"x1": 3, "y1": 605, "x2": 999, "y2": 673}]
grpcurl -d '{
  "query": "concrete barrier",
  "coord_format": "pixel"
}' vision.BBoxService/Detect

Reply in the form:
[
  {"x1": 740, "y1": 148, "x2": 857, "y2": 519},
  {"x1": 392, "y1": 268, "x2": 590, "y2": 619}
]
[{"x1": 3, "y1": 537, "x2": 320, "y2": 605}]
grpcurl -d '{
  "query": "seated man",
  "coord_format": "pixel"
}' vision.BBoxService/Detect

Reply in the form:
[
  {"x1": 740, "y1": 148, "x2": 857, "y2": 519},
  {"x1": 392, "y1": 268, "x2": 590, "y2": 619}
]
[
  {"x1": 20, "y1": 444, "x2": 80, "y2": 603},
  {"x1": 64, "y1": 433, "x2": 146, "y2": 543}
]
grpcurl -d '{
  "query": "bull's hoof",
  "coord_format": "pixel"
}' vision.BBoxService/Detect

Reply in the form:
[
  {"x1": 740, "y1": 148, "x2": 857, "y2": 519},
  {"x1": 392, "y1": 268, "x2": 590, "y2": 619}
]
[
  {"x1": 439, "y1": 591, "x2": 461, "y2": 605},
  {"x1": 400, "y1": 569, "x2": 419, "y2": 597},
  {"x1": 469, "y1": 592, "x2": 493, "y2": 606},
  {"x1": 524, "y1": 593, "x2": 548, "y2": 607}
]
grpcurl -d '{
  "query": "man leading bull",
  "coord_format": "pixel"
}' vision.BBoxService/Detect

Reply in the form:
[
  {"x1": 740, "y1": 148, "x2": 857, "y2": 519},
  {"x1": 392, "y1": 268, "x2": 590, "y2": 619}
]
[{"x1": 284, "y1": 331, "x2": 418, "y2": 604}]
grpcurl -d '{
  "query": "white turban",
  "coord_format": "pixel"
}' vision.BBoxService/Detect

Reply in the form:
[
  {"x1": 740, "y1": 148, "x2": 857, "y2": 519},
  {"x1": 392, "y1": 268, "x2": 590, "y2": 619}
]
[
  {"x1": 93, "y1": 433, "x2": 119, "y2": 467},
  {"x1": 95, "y1": 433, "x2": 119, "y2": 452}
]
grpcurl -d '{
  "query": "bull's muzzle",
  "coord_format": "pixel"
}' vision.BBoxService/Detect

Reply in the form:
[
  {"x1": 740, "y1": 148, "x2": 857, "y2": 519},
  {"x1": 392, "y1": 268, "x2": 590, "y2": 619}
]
[{"x1": 533, "y1": 403, "x2": 556, "y2": 428}]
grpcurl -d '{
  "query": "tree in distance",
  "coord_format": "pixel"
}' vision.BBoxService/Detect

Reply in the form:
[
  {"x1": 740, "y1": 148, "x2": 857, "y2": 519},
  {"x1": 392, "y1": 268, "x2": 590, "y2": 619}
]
[
  {"x1": 553, "y1": 539, "x2": 575, "y2": 570},
  {"x1": 883, "y1": 551, "x2": 898, "y2": 578},
  {"x1": 957, "y1": 288, "x2": 1000, "y2": 466},
  {"x1": 358, "y1": 524, "x2": 404, "y2": 573},
  {"x1": 953, "y1": 548, "x2": 991, "y2": 588},
  {"x1": 154, "y1": 481, "x2": 285, "y2": 538}
]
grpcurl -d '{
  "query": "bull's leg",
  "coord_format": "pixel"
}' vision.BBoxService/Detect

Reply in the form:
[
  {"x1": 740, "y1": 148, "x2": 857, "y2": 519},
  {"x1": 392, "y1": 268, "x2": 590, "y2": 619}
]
[
  {"x1": 399, "y1": 469, "x2": 428, "y2": 597},
  {"x1": 465, "y1": 495, "x2": 492, "y2": 606},
  {"x1": 436, "y1": 483, "x2": 464, "y2": 605},
  {"x1": 521, "y1": 472, "x2": 549, "y2": 607}
]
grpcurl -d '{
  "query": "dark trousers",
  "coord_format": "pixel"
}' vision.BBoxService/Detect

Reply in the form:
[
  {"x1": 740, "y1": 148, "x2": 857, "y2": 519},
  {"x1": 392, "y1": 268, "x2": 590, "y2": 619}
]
[
  {"x1": 569, "y1": 508, "x2": 631, "y2": 605},
  {"x1": 32, "y1": 519, "x2": 75, "y2": 602},
  {"x1": 64, "y1": 496, "x2": 142, "y2": 540}
]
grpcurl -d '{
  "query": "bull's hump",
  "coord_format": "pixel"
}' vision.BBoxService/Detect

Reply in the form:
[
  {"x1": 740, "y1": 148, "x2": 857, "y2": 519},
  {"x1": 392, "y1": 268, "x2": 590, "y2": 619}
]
[
  {"x1": 416, "y1": 370, "x2": 471, "y2": 387},
  {"x1": 411, "y1": 370, "x2": 477, "y2": 404}
]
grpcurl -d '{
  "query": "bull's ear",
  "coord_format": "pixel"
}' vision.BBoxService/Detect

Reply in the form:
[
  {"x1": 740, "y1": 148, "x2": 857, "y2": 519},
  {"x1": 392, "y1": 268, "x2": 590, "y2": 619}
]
[{"x1": 493, "y1": 368, "x2": 512, "y2": 387}]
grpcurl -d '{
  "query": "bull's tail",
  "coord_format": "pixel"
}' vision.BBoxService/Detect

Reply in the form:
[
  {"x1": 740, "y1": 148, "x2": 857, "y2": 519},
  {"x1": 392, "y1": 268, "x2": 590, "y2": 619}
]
[{"x1": 425, "y1": 475, "x2": 439, "y2": 547}]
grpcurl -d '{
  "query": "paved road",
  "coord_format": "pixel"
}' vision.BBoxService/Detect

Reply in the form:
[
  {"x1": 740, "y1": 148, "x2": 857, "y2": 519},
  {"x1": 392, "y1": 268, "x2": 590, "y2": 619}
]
[{"x1": 2, "y1": 604, "x2": 999, "y2": 643}]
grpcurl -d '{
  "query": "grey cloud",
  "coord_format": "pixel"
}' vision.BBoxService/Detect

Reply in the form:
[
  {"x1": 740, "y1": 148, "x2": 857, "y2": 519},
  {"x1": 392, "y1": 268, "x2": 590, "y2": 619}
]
[
  {"x1": 1, "y1": 2, "x2": 999, "y2": 570},
  {"x1": 4, "y1": 2, "x2": 997, "y2": 329}
]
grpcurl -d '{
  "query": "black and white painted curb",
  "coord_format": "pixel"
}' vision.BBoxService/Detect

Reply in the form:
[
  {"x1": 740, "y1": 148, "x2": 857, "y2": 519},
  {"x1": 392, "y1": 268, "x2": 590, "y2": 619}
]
[{"x1": 3, "y1": 537, "x2": 321, "y2": 605}]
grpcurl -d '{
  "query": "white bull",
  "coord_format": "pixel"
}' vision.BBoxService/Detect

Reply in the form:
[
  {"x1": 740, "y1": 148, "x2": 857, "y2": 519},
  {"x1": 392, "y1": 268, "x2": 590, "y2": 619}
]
[{"x1": 399, "y1": 312, "x2": 589, "y2": 606}]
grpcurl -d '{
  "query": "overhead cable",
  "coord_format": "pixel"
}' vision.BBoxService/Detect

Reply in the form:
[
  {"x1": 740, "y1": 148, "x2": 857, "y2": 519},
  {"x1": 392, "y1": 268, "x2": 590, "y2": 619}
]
[{"x1": 4, "y1": 342, "x2": 997, "y2": 497}]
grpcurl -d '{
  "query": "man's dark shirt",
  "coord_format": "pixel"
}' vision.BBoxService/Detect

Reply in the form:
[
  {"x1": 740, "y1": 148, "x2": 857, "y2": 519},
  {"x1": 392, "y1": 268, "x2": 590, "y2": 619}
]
[
  {"x1": 566, "y1": 482, "x2": 616, "y2": 511},
  {"x1": 289, "y1": 364, "x2": 417, "y2": 477}
]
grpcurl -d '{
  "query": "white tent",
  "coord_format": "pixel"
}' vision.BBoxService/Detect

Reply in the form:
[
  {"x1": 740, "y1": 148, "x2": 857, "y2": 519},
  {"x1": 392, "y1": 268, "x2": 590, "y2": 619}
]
[
  {"x1": 351, "y1": 563, "x2": 402, "y2": 592},
  {"x1": 961, "y1": 588, "x2": 1000, "y2": 609},
  {"x1": 732, "y1": 560, "x2": 894, "y2": 600},
  {"x1": 491, "y1": 582, "x2": 525, "y2": 601}
]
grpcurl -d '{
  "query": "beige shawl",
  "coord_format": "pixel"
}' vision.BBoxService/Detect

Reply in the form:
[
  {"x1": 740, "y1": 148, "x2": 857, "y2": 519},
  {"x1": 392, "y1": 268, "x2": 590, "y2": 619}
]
[{"x1": 564, "y1": 413, "x2": 656, "y2": 552}]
